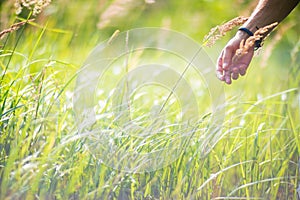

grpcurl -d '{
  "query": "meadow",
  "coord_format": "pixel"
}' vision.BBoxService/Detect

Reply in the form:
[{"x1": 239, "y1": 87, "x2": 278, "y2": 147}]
[{"x1": 0, "y1": 0, "x2": 299, "y2": 199}]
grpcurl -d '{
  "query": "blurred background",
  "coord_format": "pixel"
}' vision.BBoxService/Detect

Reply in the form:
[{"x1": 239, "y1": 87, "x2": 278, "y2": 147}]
[{"x1": 1, "y1": 0, "x2": 299, "y2": 90}]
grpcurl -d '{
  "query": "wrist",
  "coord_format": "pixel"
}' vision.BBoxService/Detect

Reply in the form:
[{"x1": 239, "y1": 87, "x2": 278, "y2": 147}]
[
  {"x1": 236, "y1": 27, "x2": 262, "y2": 50},
  {"x1": 235, "y1": 29, "x2": 251, "y2": 40}
]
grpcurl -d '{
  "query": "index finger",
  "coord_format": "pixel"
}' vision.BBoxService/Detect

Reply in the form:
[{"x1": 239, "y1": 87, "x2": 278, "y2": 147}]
[{"x1": 222, "y1": 47, "x2": 234, "y2": 70}]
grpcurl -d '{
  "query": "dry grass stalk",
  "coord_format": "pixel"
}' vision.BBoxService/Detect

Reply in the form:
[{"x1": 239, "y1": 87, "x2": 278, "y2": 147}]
[
  {"x1": 0, "y1": 19, "x2": 34, "y2": 40},
  {"x1": 235, "y1": 22, "x2": 278, "y2": 57},
  {"x1": 204, "y1": 16, "x2": 248, "y2": 47}
]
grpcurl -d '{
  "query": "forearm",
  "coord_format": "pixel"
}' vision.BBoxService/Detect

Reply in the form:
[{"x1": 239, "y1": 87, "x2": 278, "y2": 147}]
[{"x1": 243, "y1": 0, "x2": 299, "y2": 33}]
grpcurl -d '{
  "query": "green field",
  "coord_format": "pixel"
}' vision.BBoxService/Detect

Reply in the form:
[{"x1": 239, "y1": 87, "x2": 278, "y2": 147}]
[{"x1": 0, "y1": 1, "x2": 299, "y2": 199}]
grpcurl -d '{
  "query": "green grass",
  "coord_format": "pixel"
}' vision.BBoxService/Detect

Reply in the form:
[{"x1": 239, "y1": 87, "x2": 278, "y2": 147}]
[{"x1": 0, "y1": 1, "x2": 299, "y2": 199}]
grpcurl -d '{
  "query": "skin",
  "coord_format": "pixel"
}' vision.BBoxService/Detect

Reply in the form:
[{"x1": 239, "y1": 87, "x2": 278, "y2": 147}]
[{"x1": 217, "y1": 0, "x2": 300, "y2": 84}]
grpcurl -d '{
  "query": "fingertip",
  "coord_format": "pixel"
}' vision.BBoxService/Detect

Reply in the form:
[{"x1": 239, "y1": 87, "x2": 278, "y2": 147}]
[
  {"x1": 225, "y1": 76, "x2": 232, "y2": 85},
  {"x1": 231, "y1": 67, "x2": 239, "y2": 80},
  {"x1": 225, "y1": 79, "x2": 232, "y2": 85},
  {"x1": 216, "y1": 72, "x2": 222, "y2": 80},
  {"x1": 232, "y1": 73, "x2": 239, "y2": 80},
  {"x1": 216, "y1": 72, "x2": 225, "y2": 81},
  {"x1": 239, "y1": 65, "x2": 247, "y2": 76}
]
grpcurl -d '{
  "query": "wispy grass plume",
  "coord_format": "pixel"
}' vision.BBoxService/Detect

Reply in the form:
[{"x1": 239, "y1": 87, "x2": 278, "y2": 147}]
[{"x1": 203, "y1": 16, "x2": 248, "y2": 47}]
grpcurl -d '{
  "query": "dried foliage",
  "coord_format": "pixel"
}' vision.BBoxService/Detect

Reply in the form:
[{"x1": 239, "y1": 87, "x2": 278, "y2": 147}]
[
  {"x1": 235, "y1": 22, "x2": 278, "y2": 57},
  {"x1": 0, "y1": 19, "x2": 34, "y2": 40},
  {"x1": 14, "y1": 0, "x2": 52, "y2": 16},
  {"x1": 204, "y1": 16, "x2": 248, "y2": 47}
]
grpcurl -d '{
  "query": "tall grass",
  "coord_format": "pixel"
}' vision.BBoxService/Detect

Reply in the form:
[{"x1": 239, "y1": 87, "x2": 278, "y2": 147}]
[{"x1": 0, "y1": 0, "x2": 299, "y2": 199}]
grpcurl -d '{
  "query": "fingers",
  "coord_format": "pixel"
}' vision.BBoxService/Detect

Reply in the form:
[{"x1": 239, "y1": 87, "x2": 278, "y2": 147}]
[
  {"x1": 217, "y1": 62, "x2": 249, "y2": 85},
  {"x1": 231, "y1": 67, "x2": 239, "y2": 80},
  {"x1": 222, "y1": 47, "x2": 233, "y2": 70},
  {"x1": 216, "y1": 42, "x2": 236, "y2": 84},
  {"x1": 216, "y1": 51, "x2": 225, "y2": 81},
  {"x1": 216, "y1": 47, "x2": 234, "y2": 84},
  {"x1": 224, "y1": 70, "x2": 232, "y2": 84},
  {"x1": 216, "y1": 37, "x2": 254, "y2": 84},
  {"x1": 238, "y1": 64, "x2": 247, "y2": 76},
  {"x1": 215, "y1": 34, "x2": 257, "y2": 84},
  {"x1": 216, "y1": 50, "x2": 253, "y2": 84},
  {"x1": 225, "y1": 63, "x2": 249, "y2": 84},
  {"x1": 216, "y1": 69, "x2": 225, "y2": 81}
]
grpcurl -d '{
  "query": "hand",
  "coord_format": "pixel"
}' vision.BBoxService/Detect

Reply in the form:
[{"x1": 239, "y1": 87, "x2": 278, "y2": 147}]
[{"x1": 216, "y1": 32, "x2": 255, "y2": 84}]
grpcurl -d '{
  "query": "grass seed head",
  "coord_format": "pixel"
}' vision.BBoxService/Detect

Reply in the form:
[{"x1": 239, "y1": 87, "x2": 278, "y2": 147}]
[
  {"x1": 204, "y1": 16, "x2": 248, "y2": 47},
  {"x1": 14, "y1": 0, "x2": 52, "y2": 16},
  {"x1": 235, "y1": 22, "x2": 278, "y2": 57}
]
